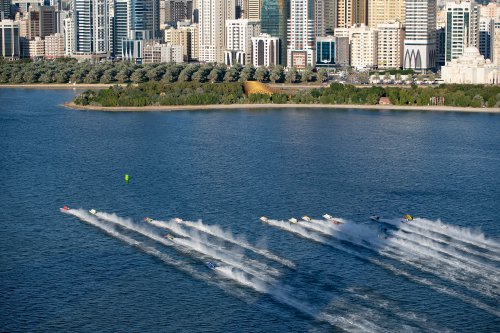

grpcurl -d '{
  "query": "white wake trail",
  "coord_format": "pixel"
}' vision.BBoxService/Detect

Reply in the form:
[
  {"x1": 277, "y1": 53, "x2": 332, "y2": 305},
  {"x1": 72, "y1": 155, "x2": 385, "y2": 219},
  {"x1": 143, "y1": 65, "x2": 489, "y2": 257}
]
[
  {"x1": 65, "y1": 209, "x2": 379, "y2": 332},
  {"x1": 61, "y1": 209, "x2": 309, "y2": 313},
  {"x1": 299, "y1": 219, "x2": 500, "y2": 298},
  {"x1": 62, "y1": 209, "x2": 387, "y2": 331},
  {"x1": 382, "y1": 218, "x2": 500, "y2": 254},
  {"x1": 147, "y1": 218, "x2": 283, "y2": 278},
  {"x1": 389, "y1": 220, "x2": 500, "y2": 263},
  {"x1": 61, "y1": 209, "x2": 210, "y2": 282},
  {"x1": 389, "y1": 229, "x2": 500, "y2": 280},
  {"x1": 95, "y1": 211, "x2": 279, "y2": 283},
  {"x1": 215, "y1": 265, "x2": 383, "y2": 333},
  {"x1": 307, "y1": 217, "x2": 500, "y2": 288},
  {"x1": 263, "y1": 218, "x2": 500, "y2": 317},
  {"x1": 180, "y1": 219, "x2": 295, "y2": 268}
]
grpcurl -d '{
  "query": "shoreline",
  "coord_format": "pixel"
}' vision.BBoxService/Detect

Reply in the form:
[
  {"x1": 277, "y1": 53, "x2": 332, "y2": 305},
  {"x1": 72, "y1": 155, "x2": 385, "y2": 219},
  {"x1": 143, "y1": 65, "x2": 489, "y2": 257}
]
[
  {"x1": 0, "y1": 83, "x2": 126, "y2": 89},
  {"x1": 64, "y1": 101, "x2": 500, "y2": 113}
]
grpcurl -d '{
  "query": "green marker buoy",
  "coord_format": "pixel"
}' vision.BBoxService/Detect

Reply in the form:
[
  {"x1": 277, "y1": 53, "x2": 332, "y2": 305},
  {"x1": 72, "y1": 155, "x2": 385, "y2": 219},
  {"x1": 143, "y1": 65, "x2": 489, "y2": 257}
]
[{"x1": 125, "y1": 174, "x2": 129, "y2": 183}]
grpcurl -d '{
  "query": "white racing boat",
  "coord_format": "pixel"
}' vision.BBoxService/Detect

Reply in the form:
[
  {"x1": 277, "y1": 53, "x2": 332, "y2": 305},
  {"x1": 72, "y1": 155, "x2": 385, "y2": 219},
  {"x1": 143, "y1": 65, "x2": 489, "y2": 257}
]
[
  {"x1": 323, "y1": 213, "x2": 343, "y2": 225},
  {"x1": 259, "y1": 216, "x2": 269, "y2": 222},
  {"x1": 288, "y1": 217, "x2": 298, "y2": 224},
  {"x1": 302, "y1": 216, "x2": 312, "y2": 222}
]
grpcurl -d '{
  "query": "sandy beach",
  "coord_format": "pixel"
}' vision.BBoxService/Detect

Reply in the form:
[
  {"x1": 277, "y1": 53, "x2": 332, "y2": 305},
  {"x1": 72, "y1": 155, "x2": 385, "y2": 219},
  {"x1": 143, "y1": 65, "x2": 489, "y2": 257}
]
[{"x1": 64, "y1": 101, "x2": 500, "y2": 113}]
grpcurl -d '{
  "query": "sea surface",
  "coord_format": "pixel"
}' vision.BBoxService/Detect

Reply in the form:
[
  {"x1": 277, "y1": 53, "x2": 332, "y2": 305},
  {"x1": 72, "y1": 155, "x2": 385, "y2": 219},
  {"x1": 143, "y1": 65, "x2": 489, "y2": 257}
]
[{"x1": 1, "y1": 89, "x2": 499, "y2": 333}]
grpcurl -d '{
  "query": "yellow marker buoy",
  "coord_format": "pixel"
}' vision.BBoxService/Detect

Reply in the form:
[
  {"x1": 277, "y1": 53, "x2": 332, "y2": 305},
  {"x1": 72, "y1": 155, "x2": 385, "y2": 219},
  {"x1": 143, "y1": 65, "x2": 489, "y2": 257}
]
[{"x1": 125, "y1": 174, "x2": 129, "y2": 183}]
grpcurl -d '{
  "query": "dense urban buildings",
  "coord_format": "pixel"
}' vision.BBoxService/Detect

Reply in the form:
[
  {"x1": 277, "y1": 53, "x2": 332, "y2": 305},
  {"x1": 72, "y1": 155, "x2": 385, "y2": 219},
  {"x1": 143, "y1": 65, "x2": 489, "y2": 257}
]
[{"x1": 0, "y1": 0, "x2": 498, "y2": 84}]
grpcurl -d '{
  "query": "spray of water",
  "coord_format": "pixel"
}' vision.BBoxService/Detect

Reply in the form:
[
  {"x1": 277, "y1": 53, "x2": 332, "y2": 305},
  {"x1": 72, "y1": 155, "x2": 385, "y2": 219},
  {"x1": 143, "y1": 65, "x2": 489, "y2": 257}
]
[
  {"x1": 378, "y1": 218, "x2": 500, "y2": 263},
  {"x1": 61, "y1": 208, "x2": 214, "y2": 283},
  {"x1": 262, "y1": 218, "x2": 500, "y2": 317},
  {"x1": 179, "y1": 219, "x2": 295, "y2": 268},
  {"x1": 95, "y1": 211, "x2": 281, "y2": 283},
  {"x1": 381, "y1": 218, "x2": 500, "y2": 253},
  {"x1": 145, "y1": 218, "x2": 283, "y2": 278},
  {"x1": 62, "y1": 208, "x2": 379, "y2": 332},
  {"x1": 298, "y1": 217, "x2": 500, "y2": 298}
]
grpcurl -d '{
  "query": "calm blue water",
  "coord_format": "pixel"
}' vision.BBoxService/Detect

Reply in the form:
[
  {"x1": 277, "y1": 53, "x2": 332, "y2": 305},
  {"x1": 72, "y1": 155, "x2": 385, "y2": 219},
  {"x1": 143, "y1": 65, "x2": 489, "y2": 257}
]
[{"x1": 1, "y1": 89, "x2": 499, "y2": 332}]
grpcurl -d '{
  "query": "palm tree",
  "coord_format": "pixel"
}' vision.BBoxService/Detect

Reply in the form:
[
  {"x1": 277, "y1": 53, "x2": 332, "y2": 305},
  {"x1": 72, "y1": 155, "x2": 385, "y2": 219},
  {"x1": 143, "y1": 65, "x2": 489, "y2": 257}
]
[
  {"x1": 285, "y1": 67, "x2": 299, "y2": 83},
  {"x1": 255, "y1": 67, "x2": 269, "y2": 82},
  {"x1": 269, "y1": 65, "x2": 284, "y2": 83},
  {"x1": 317, "y1": 68, "x2": 327, "y2": 83},
  {"x1": 301, "y1": 66, "x2": 313, "y2": 83}
]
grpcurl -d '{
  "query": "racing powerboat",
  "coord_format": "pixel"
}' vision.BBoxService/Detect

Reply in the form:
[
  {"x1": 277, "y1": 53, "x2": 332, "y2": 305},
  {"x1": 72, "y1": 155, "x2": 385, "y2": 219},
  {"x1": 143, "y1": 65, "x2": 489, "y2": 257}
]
[
  {"x1": 144, "y1": 217, "x2": 153, "y2": 223},
  {"x1": 89, "y1": 209, "x2": 97, "y2": 215},
  {"x1": 370, "y1": 215, "x2": 411, "y2": 235},
  {"x1": 206, "y1": 261, "x2": 216, "y2": 270},
  {"x1": 289, "y1": 218, "x2": 298, "y2": 224},
  {"x1": 173, "y1": 218, "x2": 183, "y2": 223},
  {"x1": 302, "y1": 216, "x2": 312, "y2": 222},
  {"x1": 323, "y1": 214, "x2": 333, "y2": 220},
  {"x1": 260, "y1": 216, "x2": 269, "y2": 222},
  {"x1": 61, "y1": 206, "x2": 70, "y2": 211},
  {"x1": 401, "y1": 214, "x2": 413, "y2": 223},
  {"x1": 164, "y1": 234, "x2": 174, "y2": 241},
  {"x1": 324, "y1": 214, "x2": 343, "y2": 224}
]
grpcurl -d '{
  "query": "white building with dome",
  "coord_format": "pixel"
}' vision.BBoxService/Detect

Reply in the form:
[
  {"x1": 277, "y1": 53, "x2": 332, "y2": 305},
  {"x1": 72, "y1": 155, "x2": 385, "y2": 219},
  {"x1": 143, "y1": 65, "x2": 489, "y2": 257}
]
[{"x1": 441, "y1": 47, "x2": 500, "y2": 84}]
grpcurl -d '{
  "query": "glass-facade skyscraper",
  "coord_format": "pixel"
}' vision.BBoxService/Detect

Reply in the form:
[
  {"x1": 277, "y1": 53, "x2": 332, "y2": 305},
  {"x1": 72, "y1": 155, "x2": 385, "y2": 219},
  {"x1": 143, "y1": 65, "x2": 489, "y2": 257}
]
[
  {"x1": 260, "y1": 0, "x2": 288, "y2": 65},
  {"x1": 316, "y1": 36, "x2": 335, "y2": 67},
  {"x1": 129, "y1": 0, "x2": 161, "y2": 39},
  {"x1": 74, "y1": 0, "x2": 108, "y2": 55},
  {"x1": 113, "y1": 0, "x2": 129, "y2": 57}
]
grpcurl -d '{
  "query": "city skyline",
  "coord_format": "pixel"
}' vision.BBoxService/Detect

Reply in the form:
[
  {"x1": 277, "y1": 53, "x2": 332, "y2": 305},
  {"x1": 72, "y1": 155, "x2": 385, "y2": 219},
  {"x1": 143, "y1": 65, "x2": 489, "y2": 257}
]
[{"x1": 0, "y1": 0, "x2": 499, "y2": 77}]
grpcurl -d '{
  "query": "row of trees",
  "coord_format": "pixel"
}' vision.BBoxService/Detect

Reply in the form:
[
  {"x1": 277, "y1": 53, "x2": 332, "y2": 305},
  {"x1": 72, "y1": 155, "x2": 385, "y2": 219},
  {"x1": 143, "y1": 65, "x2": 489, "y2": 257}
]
[
  {"x1": 75, "y1": 81, "x2": 500, "y2": 108},
  {"x1": 75, "y1": 82, "x2": 246, "y2": 107},
  {"x1": 0, "y1": 59, "x2": 329, "y2": 85}
]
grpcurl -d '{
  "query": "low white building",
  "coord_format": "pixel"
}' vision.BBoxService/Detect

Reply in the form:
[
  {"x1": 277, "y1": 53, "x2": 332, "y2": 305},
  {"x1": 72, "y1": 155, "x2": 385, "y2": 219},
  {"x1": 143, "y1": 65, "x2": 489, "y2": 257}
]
[
  {"x1": 29, "y1": 37, "x2": 45, "y2": 59},
  {"x1": 441, "y1": 47, "x2": 500, "y2": 84},
  {"x1": 377, "y1": 21, "x2": 404, "y2": 69},
  {"x1": 142, "y1": 41, "x2": 184, "y2": 63},
  {"x1": 224, "y1": 19, "x2": 260, "y2": 66},
  {"x1": 45, "y1": 33, "x2": 65, "y2": 59},
  {"x1": 335, "y1": 24, "x2": 378, "y2": 70},
  {"x1": 251, "y1": 34, "x2": 280, "y2": 67}
]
